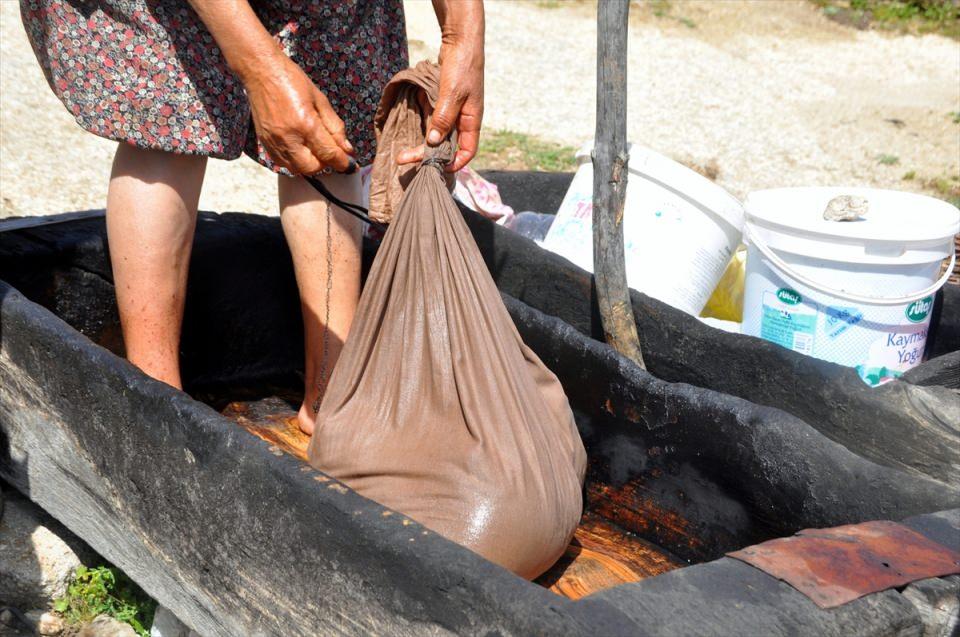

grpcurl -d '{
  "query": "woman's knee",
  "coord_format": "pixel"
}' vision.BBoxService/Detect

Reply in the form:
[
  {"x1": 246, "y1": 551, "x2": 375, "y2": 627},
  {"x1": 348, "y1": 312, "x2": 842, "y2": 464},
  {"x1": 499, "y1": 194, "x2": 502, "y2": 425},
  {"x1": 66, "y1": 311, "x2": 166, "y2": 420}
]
[
  {"x1": 110, "y1": 142, "x2": 207, "y2": 189},
  {"x1": 278, "y1": 173, "x2": 364, "y2": 238}
]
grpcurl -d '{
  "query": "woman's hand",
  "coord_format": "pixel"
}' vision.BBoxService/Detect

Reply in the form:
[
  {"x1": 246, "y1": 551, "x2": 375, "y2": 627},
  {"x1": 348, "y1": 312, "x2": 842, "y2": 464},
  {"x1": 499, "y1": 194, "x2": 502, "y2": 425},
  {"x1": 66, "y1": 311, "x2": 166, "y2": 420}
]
[
  {"x1": 187, "y1": 0, "x2": 354, "y2": 175},
  {"x1": 397, "y1": 0, "x2": 484, "y2": 173},
  {"x1": 244, "y1": 53, "x2": 355, "y2": 175}
]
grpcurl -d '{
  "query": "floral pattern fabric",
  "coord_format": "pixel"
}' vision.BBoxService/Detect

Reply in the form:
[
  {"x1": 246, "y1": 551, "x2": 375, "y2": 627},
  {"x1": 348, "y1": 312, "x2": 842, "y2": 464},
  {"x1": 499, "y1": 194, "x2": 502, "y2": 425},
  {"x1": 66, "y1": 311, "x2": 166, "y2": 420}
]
[{"x1": 20, "y1": 0, "x2": 409, "y2": 171}]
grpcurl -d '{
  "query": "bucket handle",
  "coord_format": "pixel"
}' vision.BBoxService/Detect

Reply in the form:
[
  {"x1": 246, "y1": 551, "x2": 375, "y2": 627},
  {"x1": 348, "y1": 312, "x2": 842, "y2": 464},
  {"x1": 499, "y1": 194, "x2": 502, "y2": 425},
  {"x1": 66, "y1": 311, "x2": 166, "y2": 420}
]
[{"x1": 744, "y1": 225, "x2": 956, "y2": 306}]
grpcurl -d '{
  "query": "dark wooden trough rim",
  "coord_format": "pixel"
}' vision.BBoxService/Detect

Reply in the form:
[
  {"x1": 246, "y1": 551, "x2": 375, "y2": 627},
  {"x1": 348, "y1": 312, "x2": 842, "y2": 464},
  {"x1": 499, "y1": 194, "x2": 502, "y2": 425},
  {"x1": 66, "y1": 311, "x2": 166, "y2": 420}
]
[{"x1": 1, "y1": 209, "x2": 959, "y2": 636}]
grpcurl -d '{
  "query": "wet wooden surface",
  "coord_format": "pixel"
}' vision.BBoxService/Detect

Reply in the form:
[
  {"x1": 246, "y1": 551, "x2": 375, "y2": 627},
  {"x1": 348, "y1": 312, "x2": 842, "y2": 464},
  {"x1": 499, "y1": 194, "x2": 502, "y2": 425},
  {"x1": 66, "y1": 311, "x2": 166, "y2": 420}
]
[
  {"x1": 535, "y1": 513, "x2": 681, "y2": 599},
  {"x1": 222, "y1": 396, "x2": 683, "y2": 600},
  {"x1": 222, "y1": 397, "x2": 309, "y2": 461},
  {"x1": 587, "y1": 480, "x2": 705, "y2": 556}
]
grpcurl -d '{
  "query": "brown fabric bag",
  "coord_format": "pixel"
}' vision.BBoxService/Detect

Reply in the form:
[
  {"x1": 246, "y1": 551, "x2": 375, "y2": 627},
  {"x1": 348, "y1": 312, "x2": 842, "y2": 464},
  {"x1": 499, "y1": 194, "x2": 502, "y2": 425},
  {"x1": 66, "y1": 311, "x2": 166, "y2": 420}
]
[
  {"x1": 367, "y1": 60, "x2": 453, "y2": 224},
  {"x1": 307, "y1": 66, "x2": 587, "y2": 580}
]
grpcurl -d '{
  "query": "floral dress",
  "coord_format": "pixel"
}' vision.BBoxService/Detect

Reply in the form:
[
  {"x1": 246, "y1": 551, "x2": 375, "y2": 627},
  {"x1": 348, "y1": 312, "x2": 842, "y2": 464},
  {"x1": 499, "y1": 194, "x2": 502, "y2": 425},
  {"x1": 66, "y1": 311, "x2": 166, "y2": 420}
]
[{"x1": 20, "y1": 0, "x2": 409, "y2": 171}]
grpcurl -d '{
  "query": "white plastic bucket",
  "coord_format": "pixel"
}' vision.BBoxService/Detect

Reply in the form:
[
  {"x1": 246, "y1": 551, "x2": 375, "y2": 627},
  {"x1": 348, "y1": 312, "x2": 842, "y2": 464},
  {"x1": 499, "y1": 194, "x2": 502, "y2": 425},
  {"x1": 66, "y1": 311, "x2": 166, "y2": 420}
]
[
  {"x1": 741, "y1": 187, "x2": 959, "y2": 386},
  {"x1": 541, "y1": 143, "x2": 744, "y2": 315}
]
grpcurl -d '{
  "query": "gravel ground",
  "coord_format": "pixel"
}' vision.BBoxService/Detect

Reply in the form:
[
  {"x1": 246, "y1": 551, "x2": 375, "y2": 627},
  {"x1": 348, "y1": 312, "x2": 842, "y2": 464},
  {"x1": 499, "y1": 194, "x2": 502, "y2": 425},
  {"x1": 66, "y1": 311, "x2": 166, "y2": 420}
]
[
  {"x1": 2, "y1": 0, "x2": 958, "y2": 218},
  {"x1": 409, "y1": 0, "x2": 958, "y2": 199}
]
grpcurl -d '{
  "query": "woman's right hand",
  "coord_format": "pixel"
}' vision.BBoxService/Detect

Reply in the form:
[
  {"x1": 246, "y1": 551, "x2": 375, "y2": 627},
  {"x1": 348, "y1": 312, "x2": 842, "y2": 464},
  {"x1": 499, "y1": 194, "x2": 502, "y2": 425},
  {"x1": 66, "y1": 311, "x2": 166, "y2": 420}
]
[{"x1": 243, "y1": 53, "x2": 356, "y2": 176}]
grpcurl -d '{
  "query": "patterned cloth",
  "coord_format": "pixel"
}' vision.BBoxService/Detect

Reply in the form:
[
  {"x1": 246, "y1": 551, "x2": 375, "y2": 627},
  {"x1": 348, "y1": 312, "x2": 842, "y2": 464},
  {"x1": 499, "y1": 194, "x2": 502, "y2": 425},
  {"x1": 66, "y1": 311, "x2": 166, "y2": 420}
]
[{"x1": 20, "y1": 0, "x2": 409, "y2": 171}]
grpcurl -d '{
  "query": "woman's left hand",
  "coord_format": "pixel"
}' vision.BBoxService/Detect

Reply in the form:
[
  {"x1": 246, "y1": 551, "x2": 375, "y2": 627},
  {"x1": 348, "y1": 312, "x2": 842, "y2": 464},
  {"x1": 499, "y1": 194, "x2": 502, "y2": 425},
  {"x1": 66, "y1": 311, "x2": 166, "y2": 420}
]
[{"x1": 397, "y1": 1, "x2": 484, "y2": 173}]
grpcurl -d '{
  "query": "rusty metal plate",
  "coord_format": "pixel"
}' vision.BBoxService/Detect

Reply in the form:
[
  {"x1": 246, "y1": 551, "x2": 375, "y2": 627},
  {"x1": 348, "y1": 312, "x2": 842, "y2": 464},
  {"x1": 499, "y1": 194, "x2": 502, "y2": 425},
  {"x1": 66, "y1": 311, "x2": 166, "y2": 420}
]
[{"x1": 728, "y1": 520, "x2": 960, "y2": 608}]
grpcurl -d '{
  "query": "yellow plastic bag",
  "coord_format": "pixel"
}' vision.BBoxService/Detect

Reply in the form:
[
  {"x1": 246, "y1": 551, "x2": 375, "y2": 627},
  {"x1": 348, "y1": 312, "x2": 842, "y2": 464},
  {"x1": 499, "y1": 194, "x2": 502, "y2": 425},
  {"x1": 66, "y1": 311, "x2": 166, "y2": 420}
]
[{"x1": 700, "y1": 246, "x2": 746, "y2": 322}]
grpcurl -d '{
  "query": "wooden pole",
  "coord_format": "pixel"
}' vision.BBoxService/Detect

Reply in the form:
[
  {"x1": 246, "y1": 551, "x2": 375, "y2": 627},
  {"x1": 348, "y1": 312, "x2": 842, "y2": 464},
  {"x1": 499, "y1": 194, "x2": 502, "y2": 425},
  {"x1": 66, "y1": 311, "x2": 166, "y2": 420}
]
[{"x1": 594, "y1": 0, "x2": 646, "y2": 369}]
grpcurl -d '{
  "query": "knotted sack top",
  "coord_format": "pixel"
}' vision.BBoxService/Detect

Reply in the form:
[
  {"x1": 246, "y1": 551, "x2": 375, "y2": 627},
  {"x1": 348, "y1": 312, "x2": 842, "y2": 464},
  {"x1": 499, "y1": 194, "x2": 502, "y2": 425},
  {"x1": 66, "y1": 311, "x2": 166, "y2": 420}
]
[{"x1": 368, "y1": 60, "x2": 455, "y2": 224}]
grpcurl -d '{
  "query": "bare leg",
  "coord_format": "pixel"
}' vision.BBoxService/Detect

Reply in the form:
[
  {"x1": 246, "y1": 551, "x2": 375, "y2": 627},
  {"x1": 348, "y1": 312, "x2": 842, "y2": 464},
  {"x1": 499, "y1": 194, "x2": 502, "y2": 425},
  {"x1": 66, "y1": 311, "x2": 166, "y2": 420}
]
[
  {"x1": 106, "y1": 144, "x2": 207, "y2": 389},
  {"x1": 279, "y1": 173, "x2": 363, "y2": 435}
]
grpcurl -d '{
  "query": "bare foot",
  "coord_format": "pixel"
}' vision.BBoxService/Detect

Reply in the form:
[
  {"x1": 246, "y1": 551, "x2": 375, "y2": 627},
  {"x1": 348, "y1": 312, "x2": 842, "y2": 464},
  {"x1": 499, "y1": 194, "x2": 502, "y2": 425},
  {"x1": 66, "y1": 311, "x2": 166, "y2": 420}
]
[{"x1": 297, "y1": 402, "x2": 316, "y2": 436}]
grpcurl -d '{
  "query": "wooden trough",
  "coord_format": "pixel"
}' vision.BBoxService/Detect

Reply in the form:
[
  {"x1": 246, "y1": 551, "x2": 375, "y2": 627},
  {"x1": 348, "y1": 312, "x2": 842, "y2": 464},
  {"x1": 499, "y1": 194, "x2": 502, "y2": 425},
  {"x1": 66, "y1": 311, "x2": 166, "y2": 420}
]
[{"x1": 1, "y1": 198, "x2": 958, "y2": 636}]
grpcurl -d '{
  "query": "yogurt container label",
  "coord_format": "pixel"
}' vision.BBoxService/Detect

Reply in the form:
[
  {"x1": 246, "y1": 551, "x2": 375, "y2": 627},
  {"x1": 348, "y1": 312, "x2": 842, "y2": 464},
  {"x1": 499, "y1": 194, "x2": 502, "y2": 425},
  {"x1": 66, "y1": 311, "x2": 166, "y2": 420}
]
[
  {"x1": 742, "y1": 251, "x2": 935, "y2": 386},
  {"x1": 904, "y1": 297, "x2": 933, "y2": 323},
  {"x1": 858, "y1": 324, "x2": 929, "y2": 386},
  {"x1": 760, "y1": 289, "x2": 816, "y2": 355}
]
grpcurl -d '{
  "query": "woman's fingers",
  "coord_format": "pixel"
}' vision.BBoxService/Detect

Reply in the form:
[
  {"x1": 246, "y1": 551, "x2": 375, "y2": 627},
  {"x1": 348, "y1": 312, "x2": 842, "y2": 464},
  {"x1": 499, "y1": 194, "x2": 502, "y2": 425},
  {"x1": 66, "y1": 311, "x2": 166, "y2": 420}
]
[
  {"x1": 449, "y1": 131, "x2": 481, "y2": 173},
  {"x1": 314, "y1": 90, "x2": 354, "y2": 155},
  {"x1": 396, "y1": 92, "x2": 435, "y2": 165},
  {"x1": 304, "y1": 90, "x2": 355, "y2": 172},
  {"x1": 288, "y1": 146, "x2": 324, "y2": 176},
  {"x1": 427, "y1": 88, "x2": 466, "y2": 146},
  {"x1": 399, "y1": 85, "x2": 481, "y2": 170},
  {"x1": 396, "y1": 144, "x2": 425, "y2": 165},
  {"x1": 305, "y1": 125, "x2": 352, "y2": 173},
  {"x1": 256, "y1": 132, "x2": 298, "y2": 174},
  {"x1": 448, "y1": 107, "x2": 481, "y2": 172}
]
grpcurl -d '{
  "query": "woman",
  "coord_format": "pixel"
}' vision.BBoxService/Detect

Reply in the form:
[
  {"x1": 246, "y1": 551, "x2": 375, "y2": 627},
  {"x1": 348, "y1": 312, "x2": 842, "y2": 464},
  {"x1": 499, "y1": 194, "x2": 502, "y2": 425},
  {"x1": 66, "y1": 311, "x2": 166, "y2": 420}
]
[{"x1": 21, "y1": 0, "x2": 484, "y2": 434}]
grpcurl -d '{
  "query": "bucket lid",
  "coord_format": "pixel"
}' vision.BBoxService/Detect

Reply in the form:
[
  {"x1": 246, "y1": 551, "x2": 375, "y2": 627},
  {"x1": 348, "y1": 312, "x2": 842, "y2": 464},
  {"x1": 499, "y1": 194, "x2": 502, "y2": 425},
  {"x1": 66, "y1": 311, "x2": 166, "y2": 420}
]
[
  {"x1": 576, "y1": 141, "x2": 745, "y2": 232},
  {"x1": 745, "y1": 187, "x2": 960, "y2": 244}
]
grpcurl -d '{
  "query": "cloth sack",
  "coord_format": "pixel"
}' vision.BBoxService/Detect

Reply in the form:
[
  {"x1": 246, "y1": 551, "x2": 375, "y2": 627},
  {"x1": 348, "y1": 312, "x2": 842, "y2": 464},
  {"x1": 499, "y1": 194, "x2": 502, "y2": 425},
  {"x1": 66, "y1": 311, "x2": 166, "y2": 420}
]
[
  {"x1": 307, "y1": 65, "x2": 587, "y2": 580},
  {"x1": 367, "y1": 60, "x2": 455, "y2": 224}
]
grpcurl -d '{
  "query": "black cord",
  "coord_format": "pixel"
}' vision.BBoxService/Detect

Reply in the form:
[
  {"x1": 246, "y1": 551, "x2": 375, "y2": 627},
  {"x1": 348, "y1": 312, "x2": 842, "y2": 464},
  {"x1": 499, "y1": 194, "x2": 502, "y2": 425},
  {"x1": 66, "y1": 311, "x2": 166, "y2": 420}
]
[{"x1": 304, "y1": 176, "x2": 388, "y2": 233}]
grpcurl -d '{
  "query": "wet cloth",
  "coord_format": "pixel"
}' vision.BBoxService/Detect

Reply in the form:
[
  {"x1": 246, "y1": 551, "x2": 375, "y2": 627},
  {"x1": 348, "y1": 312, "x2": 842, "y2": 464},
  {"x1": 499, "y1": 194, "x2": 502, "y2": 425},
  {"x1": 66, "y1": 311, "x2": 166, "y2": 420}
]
[
  {"x1": 366, "y1": 60, "x2": 443, "y2": 224},
  {"x1": 19, "y1": 0, "x2": 408, "y2": 170},
  {"x1": 366, "y1": 62, "x2": 512, "y2": 224},
  {"x1": 307, "y1": 66, "x2": 587, "y2": 581}
]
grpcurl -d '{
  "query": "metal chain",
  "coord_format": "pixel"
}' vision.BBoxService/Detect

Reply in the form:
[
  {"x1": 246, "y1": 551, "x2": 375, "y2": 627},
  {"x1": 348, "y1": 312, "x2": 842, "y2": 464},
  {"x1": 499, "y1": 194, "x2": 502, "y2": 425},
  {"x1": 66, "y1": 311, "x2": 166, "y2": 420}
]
[{"x1": 311, "y1": 200, "x2": 334, "y2": 415}]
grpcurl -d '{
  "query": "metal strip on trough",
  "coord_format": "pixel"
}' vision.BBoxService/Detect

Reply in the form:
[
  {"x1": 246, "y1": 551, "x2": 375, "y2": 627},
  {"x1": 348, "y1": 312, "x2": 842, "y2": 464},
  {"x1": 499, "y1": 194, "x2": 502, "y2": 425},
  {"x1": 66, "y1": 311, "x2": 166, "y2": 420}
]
[{"x1": 729, "y1": 520, "x2": 960, "y2": 608}]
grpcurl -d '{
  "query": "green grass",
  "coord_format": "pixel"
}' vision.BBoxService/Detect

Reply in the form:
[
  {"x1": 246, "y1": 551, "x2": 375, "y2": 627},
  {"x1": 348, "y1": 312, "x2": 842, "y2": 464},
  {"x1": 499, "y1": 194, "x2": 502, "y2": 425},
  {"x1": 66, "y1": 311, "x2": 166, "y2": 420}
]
[
  {"x1": 898, "y1": 170, "x2": 960, "y2": 208},
  {"x1": 54, "y1": 566, "x2": 157, "y2": 636},
  {"x1": 651, "y1": 0, "x2": 672, "y2": 17},
  {"x1": 474, "y1": 130, "x2": 578, "y2": 172},
  {"x1": 647, "y1": 0, "x2": 698, "y2": 27},
  {"x1": 811, "y1": 0, "x2": 959, "y2": 38},
  {"x1": 927, "y1": 174, "x2": 960, "y2": 202},
  {"x1": 876, "y1": 153, "x2": 900, "y2": 165},
  {"x1": 915, "y1": 173, "x2": 960, "y2": 209}
]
